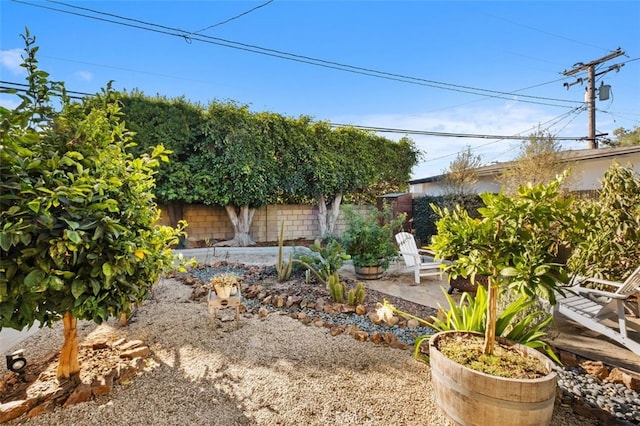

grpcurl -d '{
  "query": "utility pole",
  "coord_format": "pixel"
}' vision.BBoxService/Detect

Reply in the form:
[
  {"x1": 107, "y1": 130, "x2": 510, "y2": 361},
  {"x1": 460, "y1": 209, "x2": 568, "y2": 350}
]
[{"x1": 563, "y1": 48, "x2": 625, "y2": 149}]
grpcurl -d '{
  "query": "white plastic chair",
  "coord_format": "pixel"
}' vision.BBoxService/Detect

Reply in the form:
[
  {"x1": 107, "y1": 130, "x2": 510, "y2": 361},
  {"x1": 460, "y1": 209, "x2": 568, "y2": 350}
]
[{"x1": 395, "y1": 232, "x2": 444, "y2": 284}]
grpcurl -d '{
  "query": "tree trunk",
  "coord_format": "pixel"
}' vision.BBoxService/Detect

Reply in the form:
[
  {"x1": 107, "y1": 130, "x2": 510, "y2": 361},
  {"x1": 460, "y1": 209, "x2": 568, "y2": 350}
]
[
  {"x1": 317, "y1": 193, "x2": 343, "y2": 239},
  {"x1": 215, "y1": 205, "x2": 256, "y2": 247},
  {"x1": 56, "y1": 311, "x2": 80, "y2": 380},
  {"x1": 165, "y1": 203, "x2": 185, "y2": 248},
  {"x1": 165, "y1": 203, "x2": 184, "y2": 229},
  {"x1": 483, "y1": 278, "x2": 498, "y2": 355}
]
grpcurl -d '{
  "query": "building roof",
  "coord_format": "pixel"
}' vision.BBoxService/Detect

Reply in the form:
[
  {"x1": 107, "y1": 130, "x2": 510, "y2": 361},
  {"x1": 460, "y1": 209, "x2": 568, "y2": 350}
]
[{"x1": 409, "y1": 145, "x2": 640, "y2": 185}]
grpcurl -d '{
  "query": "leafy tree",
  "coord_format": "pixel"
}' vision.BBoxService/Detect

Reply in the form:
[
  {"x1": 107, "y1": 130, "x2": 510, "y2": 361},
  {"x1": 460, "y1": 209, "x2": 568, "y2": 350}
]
[
  {"x1": 301, "y1": 125, "x2": 420, "y2": 238},
  {"x1": 118, "y1": 92, "x2": 205, "y2": 228},
  {"x1": 567, "y1": 162, "x2": 640, "y2": 281},
  {"x1": 0, "y1": 31, "x2": 183, "y2": 379},
  {"x1": 496, "y1": 130, "x2": 570, "y2": 194},
  {"x1": 601, "y1": 126, "x2": 640, "y2": 147},
  {"x1": 430, "y1": 173, "x2": 572, "y2": 355},
  {"x1": 116, "y1": 94, "x2": 420, "y2": 244},
  {"x1": 348, "y1": 136, "x2": 422, "y2": 204},
  {"x1": 442, "y1": 146, "x2": 482, "y2": 198},
  {"x1": 196, "y1": 102, "x2": 281, "y2": 246}
]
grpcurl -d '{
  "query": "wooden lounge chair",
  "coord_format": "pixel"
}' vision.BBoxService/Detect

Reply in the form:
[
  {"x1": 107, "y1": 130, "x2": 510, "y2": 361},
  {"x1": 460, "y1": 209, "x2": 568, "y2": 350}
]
[
  {"x1": 556, "y1": 265, "x2": 640, "y2": 354},
  {"x1": 394, "y1": 232, "x2": 444, "y2": 284}
]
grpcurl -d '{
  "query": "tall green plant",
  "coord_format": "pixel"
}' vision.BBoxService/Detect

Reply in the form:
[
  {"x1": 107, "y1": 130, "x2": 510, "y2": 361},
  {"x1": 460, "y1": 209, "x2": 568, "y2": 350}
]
[
  {"x1": 567, "y1": 162, "x2": 640, "y2": 281},
  {"x1": 341, "y1": 204, "x2": 405, "y2": 269},
  {"x1": 294, "y1": 238, "x2": 349, "y2": 283},
  {"x1": 0, "y1": 31, "x2": 185, "y2": 378},
  {"x1": 276, "y1": 221, "x2": 293, "y2": 282},
  {"x1": 429, "y1": 173, "x2": 572, "y2": 355}
]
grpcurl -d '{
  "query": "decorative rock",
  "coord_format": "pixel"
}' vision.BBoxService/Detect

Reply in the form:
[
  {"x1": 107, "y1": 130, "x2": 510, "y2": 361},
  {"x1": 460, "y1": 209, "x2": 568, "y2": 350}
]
[
  {"x1": 383, "y1": 332, "x2": 396, "y2": 345},
  {"x1": 258, "y1": 307, "x2": 269, "y2": 318},
  {"x1": 340, "y1": 305, "x2": 356, "y2": 314},
  {"x1": 111, "y1": 337, "x2": 126, "y2": 348},
  {"x1": 274, "y1": 295, "x2": 285, "y2": 308},
  {"x1": 117, "y1": 365, "x2": 138, "y2": 383},
  {"x1": 312, "y1": 319, "x2": 325, "y2": 328},
  {"x1": 368, "y1": 311, "x2": 381, "y2": 324},
  {"x1": 296, "y1": 312, "x2": 308, "y2": 321},
  {"x1": 314, "y1": 298, "x2": 327, "y2": 311},
  {"x1": 407, "y1": 319, "x2": 420, "y2": 328},
  {"x1": 26, "y1": 400, "x2": 55, "y2": 418},
  {"x1": 581, "y1": 360, "x2": 609, "y2": 380},
  {"x1": 262, "y1": 295, "x2": 273, "y2": 305},
  {"x1": 323, "y1": 305, "x2": 336, "y2": 314},
  {"x1": 370, "y1": 332, "x2": 384, "y2": 344},
  {"x1": 353, "y1": 331, "x2": 368, "y2": 342},
  {"x1": 389, "y1": 339, "x2": 408, "y2": 350},
  {"x1": 90, "y1": 339, "x2": 109, "y2": 350},
  {"x1": 386, "y1": 316, "x2": 400, "y2": 326},
  {"x1": 330, "y1": 326, "x2": 345, "y2": 336},
  {"x1": 286, "y1": 295, "x2": 302, "y2": 308},
  {"x1": 63, "y1": 384, "x2": 92, "y2": 407},
  {"x1": 344, "y1": 325, "x2": 359, "y2": 336},
  {"x1": 119, "y1": 346, "x2": 150, "y2": 359},
  {"x1": 355, "y1": 304, "x2": 367, "y2": 315},
  {"x1": 608, "y1": 368, "x2": 640, "y2": 391},
  {"x1": 0, "y1": 400, "x2": 35, "y2": 424},
  {"x1": 91, "y1": 375, "x2": 114, "y2": 397}
]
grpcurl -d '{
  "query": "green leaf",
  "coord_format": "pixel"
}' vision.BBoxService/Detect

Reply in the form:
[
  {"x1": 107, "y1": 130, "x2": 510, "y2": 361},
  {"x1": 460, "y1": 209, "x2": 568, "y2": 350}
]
[
  {"x1": 91, "y1": 280, "x2": 101, "y2": 296},
  {"x1": 27, "y1": 200, "x2": 40, "y2": 213},
  {"x1": 500, "y1": 267, "x2": 519, "y2": 277},
  {"x1": 66, "y1": 230, "x2": 82, "y2": 244},
  {"x1": 0, "y1": 233, "x2": 10, "y2": 251},
  {"x1": 48, "y1": 276, "x2": 65, "y2": 291},
  {"x1": 24, "y1": 269, "x2": 47, "y2": 292},
  {"x1": 102, "y1": 263, "x2": 113, "y2": 277},
  {"x1": 71, "y1": 280, "x2": 86, "y2": 298}
]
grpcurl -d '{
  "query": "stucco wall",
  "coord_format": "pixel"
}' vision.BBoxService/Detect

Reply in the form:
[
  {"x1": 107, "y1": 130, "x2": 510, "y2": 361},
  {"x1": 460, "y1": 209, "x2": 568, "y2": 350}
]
[{"x1": 410, "y1": 151, "x2": 640, "y2": 197}]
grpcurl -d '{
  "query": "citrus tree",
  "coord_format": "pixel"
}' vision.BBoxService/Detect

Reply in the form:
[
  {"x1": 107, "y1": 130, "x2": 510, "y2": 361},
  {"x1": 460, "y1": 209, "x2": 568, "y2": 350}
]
[
  {"x1": 429, "y1": 174, "x2": 573, "y2": 355},
  {"x1": 0, "y1": 31, "x2": 184, "y2": 379}
]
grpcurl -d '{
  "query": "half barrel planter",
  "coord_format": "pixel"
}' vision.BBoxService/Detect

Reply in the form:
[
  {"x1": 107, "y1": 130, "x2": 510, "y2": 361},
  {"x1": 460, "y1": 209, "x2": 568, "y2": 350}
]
[
  {"x1": 429, "y1": 331, "x2": 557, "y2": 426},
  {"x1": 354, "y1": 265, "x2": 384, "y2": 280}
]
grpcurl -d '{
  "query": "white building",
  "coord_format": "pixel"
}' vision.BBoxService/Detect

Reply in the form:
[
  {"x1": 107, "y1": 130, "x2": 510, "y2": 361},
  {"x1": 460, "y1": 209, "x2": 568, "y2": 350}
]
[{"x1": 409, "y1": 146, "x2": 640, "y2": 197}]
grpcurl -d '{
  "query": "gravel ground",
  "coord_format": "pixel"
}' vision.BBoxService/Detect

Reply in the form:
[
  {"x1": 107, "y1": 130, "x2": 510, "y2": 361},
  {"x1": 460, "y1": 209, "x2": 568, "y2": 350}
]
[{"x1": 4, "y1": 274, "x2": 597, "y2": 426}]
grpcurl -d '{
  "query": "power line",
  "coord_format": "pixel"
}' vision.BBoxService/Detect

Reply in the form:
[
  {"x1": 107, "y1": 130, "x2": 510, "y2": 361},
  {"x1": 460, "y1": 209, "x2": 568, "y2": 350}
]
[
  {"x1": 12, "y1": 0, "x2": 583, "y2": 109},
  {"x1": 329, "y1": 123, "x2": 590, "y2": 141},
  {"x1": 418, "y1": 106, "x2": 587, "y2": 164},
  {"x1": 2, "y1": 79, "x2": 589, "y2": 142},
  {"x1": 193, "y1": 0, "x2": 275, "y2": 34}
]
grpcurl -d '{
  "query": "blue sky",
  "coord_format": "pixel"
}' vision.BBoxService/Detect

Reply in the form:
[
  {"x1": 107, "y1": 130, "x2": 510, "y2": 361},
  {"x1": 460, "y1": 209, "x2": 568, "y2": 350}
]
[{"x1": 1, "y1": 1, "x2": 639, "y2": 179}]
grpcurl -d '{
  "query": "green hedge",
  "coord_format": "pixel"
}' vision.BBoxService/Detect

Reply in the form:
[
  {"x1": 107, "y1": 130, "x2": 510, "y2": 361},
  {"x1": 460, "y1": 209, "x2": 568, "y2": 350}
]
[{"x1": 412, "y1": 194, "x2": 485, "y2": 247}]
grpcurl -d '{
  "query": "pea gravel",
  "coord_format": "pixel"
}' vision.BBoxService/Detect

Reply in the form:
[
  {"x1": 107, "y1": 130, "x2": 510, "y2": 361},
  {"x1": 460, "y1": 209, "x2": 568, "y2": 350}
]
[{"x1": 5, "y1": 275, "x2": 599, "y2": 426}]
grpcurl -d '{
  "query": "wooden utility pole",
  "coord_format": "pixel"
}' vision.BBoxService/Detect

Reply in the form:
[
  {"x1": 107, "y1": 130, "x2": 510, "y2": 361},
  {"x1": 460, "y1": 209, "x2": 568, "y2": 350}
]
[{"x1": 563, "y1": 48, "x2": 625, "y2": 149}]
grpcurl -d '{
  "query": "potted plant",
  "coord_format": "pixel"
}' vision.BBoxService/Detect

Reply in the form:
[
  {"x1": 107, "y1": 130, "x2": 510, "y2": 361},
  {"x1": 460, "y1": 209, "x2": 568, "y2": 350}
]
[
  {"x1": 209, "y1": 272, "x2": 241, "y2": 299},
  {"x1": 341, "y1": 204, "x2": 406, "y2": 280},
  {"x1": 424, "y1": 173, "x2": 574, "y2": 426}
]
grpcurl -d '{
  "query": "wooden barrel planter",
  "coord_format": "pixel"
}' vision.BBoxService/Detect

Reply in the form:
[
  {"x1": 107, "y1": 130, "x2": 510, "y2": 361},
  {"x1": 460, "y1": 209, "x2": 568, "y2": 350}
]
[
  {"x1": 429, "y1": 331, "x2": 557, "y2": 426},
  {"x1": 354, "y1": 265, "x2": 384, "y2": 280}
]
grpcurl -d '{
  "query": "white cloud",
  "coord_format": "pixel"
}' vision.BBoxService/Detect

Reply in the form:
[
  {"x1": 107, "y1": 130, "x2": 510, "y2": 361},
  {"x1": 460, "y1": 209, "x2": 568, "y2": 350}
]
[
  {"x1": 75, "y1": 71, "x2": 93, "y2": 82},
  {"x1": 335, "y1": 103, "x2": 561, "y2": 179},
  {"x1": 0, "y1": 49, "x2": 25, "y2": 75}
]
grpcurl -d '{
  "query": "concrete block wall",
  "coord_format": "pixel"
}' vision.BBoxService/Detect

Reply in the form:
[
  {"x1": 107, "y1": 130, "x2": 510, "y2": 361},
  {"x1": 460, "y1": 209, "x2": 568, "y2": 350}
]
[{"x1": 158, "y1": 203, "x2": 375, "y2": 246}]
